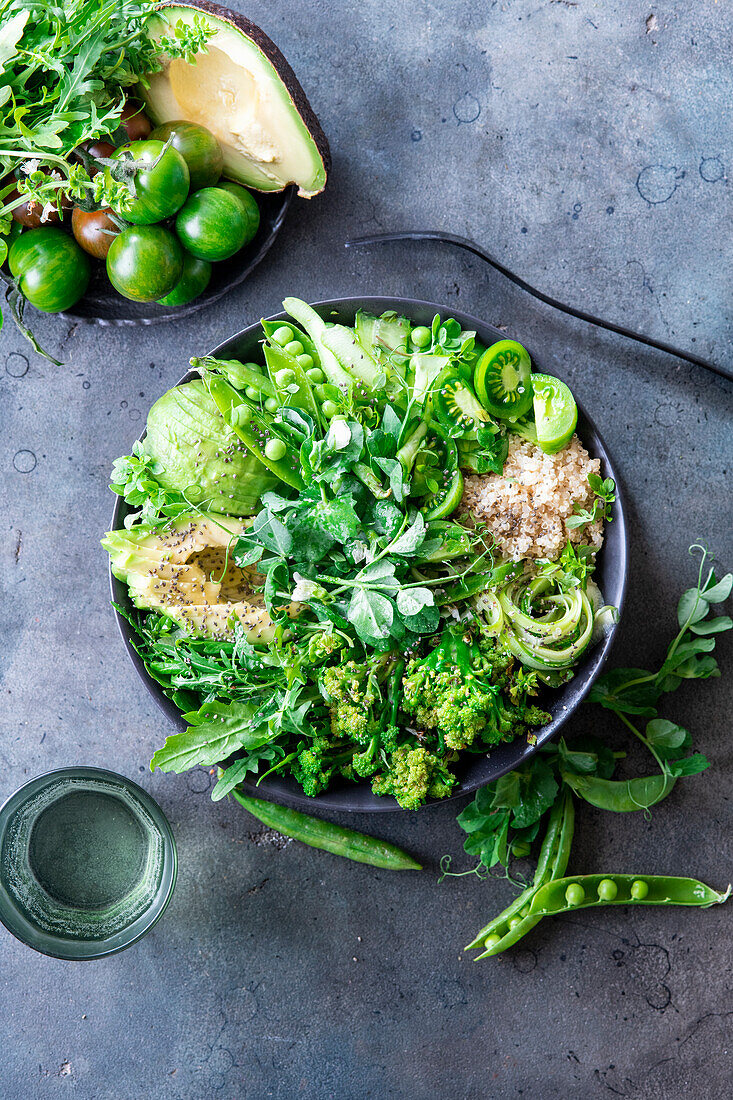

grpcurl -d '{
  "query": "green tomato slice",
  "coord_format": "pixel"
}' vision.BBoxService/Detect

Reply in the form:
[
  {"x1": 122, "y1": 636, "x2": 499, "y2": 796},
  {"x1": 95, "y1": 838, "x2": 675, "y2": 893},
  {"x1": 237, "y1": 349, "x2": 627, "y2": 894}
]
[
  {"x1": 532, "y1": 373, "x2": 578, "y2": 454},
  {"x1": 474, "y1": 340, "x2": 533, "y2": 419},
  {"x1": 433, "y1": 370, "x2": 492, "y2": 433}
]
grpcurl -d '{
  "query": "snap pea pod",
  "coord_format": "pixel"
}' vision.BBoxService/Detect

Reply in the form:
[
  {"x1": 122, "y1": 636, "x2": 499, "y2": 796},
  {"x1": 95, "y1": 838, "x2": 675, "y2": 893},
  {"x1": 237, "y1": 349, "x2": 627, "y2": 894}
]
[
  {"x1": 560, "y1": 770, "x2": 675, "y2": 812},
  {"x1": 232, "y1": 790, "x2": 422, "y2": 871},
  {"x1": 465, "y1": 789, "x2": 574, "y2": 951},
  {"x1": 474, "y1": 873, "x2": 730, "y2": 959}
]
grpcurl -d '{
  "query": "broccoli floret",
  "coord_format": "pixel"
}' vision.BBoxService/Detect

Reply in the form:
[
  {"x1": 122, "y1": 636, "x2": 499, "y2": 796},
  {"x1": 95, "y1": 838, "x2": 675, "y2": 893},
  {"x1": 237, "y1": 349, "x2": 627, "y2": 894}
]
[
  {"x1": 320, "y1": 660, "x2": 380, "y2": 745},
  {"x1": 352, "y1": 733, "x2": 380, "y2": 778},
  {"x1": 401, "y1": 627, "x2": 550, "y2": 751},
  {"x1": 371, "y1": 745, "x2": 457, "y2": 810},
  {"x1": 291, "y1": 736, "x2": 350, "y2": 797}
]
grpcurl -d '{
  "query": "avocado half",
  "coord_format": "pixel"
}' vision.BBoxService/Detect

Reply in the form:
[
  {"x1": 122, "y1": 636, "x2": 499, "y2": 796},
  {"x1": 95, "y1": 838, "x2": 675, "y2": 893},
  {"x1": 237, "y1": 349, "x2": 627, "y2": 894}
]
[{"x1": 142, "y1": 2, "x2": 331, "y2": 197}]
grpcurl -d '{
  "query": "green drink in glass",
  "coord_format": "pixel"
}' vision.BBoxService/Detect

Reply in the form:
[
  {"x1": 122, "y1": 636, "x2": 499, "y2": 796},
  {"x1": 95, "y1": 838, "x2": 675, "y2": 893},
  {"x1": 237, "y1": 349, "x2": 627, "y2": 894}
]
[{"x1": 0, "y1": 767, "x2": 176, "y2": 959}]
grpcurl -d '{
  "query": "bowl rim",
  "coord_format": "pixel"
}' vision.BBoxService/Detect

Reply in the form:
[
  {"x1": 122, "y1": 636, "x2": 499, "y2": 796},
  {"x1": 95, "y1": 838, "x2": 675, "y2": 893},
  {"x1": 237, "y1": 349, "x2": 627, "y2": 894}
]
[{"x1": 110, "y1": 295, "x2": 629, "y2": 812}]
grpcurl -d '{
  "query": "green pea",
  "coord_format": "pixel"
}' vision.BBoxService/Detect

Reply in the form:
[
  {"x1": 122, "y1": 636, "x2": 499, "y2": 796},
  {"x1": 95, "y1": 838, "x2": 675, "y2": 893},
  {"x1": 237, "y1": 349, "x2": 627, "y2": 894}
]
[
  {"x1": 565, "y1": 883, "x2": 585, "y2": 907},
  {"x1": 272, "y1": 325, "x2": 294, "y2": 346},
  {"x1": 285, "y1": 339, "x2": 304, "y2": 357},
  {"x1": 245, "y1": 385, "x2": 260, "y2": 400},
  {"x1": 519, "y1": 907, "x2": 530, "y2": 919},
  {"x1": 597, "y1": 879, "x2": 618, "y2": 901},
  {"x1": 508, "y1": 917, "x2": 523, "y2": 930},
  {"x1": 264, "y1": 396, "x2": 279, "y2": 414},
  {"x1": 631, "y1": 880, "x2": 649, "y2": 900},
  {"x1": 297, "y1": 353, "x2": 315, "y2": 371},
  {"x1": 274, "y1": 368, "x2": 295, "y2": 388},
  {"x1": 411, "y1": 325, "x2": 431, "y2": 348},
  {"x1": 264, "y1": 438, "x2": 287, "y2": 461},
  {"x1": 233, "y1": 404, "x2": 252, "y2": 426},
  {"x1": 322, "y1": 399, "x2": 339, "y2": 418},
  {"x1": 306, "y1": 366, "x2": 324, "y2": 383},
  {"x1": 244, "y1": 361, "x2": 263, "y2": 374},
  {"x1": 484, "y1": 933, "x2": 501, "y2": 950}
]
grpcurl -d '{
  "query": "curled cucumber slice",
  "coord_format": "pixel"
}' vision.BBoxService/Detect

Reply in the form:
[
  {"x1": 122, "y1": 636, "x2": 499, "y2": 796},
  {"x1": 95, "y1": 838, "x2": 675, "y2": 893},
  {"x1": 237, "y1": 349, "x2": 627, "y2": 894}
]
[{"x1": 532, "y1": 373, "x2": 578, "y2": 454}]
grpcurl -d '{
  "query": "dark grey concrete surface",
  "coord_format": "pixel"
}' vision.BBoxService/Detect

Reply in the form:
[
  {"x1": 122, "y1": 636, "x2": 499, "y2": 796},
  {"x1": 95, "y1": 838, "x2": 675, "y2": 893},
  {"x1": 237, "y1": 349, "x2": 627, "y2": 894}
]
[{"x1": 1, "y1": 2, "x2": 731, "y2": 1097}]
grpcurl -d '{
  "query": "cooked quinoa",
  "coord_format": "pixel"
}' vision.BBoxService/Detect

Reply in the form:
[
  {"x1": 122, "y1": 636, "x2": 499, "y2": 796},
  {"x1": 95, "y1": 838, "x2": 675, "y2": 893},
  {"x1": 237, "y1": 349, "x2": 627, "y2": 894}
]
[{"x1": 462, "y1": 435, "x2": 604, "y2": 561}]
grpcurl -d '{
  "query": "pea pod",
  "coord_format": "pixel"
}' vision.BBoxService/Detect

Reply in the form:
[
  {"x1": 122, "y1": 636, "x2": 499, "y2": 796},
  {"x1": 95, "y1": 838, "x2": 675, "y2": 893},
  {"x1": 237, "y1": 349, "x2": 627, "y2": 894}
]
[
  {"x1": 465, "y1": 790, "x2": 574, "y2": 951},
  {"x1": 204, "y1": 375, "x2": 304, "y2": 490},
  {"x1": 560, "y1": 770, "x2": 675, "y2": 812},
  {"x1": 473, "y1": 871, "x2": 729, "y2": 959},
  {"x1": 282, "y1": 297, "x2": 354, "y2": 391},
  {"x1": 262, "y1": 316, "x2": 322, "y2": 374},
  {"x1": 232, "y1": 790, "x2": 422, "y2": 871},
  {"x1": 263, "y1": 342, "x2": 321, "y2": 423},
  {"x1": 191, "y1": 355, "x2": 275, "y2": 399}
]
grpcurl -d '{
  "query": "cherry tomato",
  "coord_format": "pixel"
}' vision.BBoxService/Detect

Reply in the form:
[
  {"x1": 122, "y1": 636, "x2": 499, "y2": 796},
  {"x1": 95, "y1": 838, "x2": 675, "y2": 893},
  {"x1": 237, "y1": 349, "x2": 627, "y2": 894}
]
[
  {"x1": 217, "y1": 182, "x2": 260, "y2": 243},
  {"x1": 72, "y1": 207, "x2": 120, "y2": 259},
  {"x1": 75, "y1": 139, "x2": 116, "y2": 178},
  {"x1": 9, "y1": 227, "x2": 90, "y2": 312},
  {"x1": 149, "y1": 121, "x2": 223, "y2": 191},
  {"x1": 120, "y1": 99, "x2": 152, "y2": 141},
  {"x1": 157, "y1": 251, "x2": 212, "y2": 307},
  {"x1": 106, "y1": 225, "x2": 183, "y2": 302},
  {"x1": 174, "y1": 187, "x2": 250, "y2": 261},
  {"x1": 107, "y1": 140, "x2": 189, "y2": 224},
  {"x1": 474, "y1": 340, "x2": 534, "y2": 419}
]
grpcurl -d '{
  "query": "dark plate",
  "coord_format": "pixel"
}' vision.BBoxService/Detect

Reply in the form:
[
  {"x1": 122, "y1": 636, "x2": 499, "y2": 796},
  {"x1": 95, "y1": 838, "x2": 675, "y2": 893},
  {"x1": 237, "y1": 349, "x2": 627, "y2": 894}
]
[
  {"x1": 110, "y1": 296, "x2": 628, "y2": 811},
  {"x1": 2, "y1": 188, "x2": 293, "y2": 327}
]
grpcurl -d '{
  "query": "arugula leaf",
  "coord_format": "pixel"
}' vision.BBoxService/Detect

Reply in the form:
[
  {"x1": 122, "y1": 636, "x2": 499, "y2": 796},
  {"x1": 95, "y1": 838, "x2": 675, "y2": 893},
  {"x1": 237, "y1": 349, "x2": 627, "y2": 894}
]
[{"x1": 150, "y1": 700, "x2": 272, "y2": 774}]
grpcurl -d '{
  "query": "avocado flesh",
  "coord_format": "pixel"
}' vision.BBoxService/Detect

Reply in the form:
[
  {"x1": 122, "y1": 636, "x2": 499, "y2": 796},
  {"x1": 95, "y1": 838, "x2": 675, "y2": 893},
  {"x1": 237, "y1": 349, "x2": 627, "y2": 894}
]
[
  {"x1": 142, "y1": 5, "x2": 329, "y2": 197},
  {"x1": 104, "y1": 514, "x2": 285, "y2": 642}
]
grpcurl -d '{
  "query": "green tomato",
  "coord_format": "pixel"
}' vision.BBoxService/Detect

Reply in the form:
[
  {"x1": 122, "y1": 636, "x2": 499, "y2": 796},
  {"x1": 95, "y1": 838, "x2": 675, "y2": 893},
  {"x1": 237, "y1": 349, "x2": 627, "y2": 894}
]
[
  {"x1": 149, "y1": 121, "x2": 223, "y2": 191},
  {"x1": 474, "y1": 340, "x2": 534, "y2": 419},
  {"x1": 532, "y1": 373, "x2": 578, "y2": 454},
  {"x1": 9, "y1": 227, "x2": 90, "y2": 313},
  {"x1": 106, "y1": 225, "x2": 183, "y2": 302},
  {"x1": 217, "y1": 182, "x2": 261, "y2": 244},
  {"x1": 630, "y1": 879, "x2": 649, "y2": 900},
  {"x1": 597, "y1": 878, "x2": 618, "y2": 901},
  {"x1": 565, "y1": 883, "x2": 585, "y2": 907},
  {"x1": 175, "y1": 187, "x2": 252, "y2": 261},
  {"x1": 157, "y1": 251, "x2": 211, "y2": 307},
  {"x1": 108, "y1": 140, "x2": 189, "y2": 224},
  {"x1": 411, "y1": 325, "x2": 431, "y2": 348}
]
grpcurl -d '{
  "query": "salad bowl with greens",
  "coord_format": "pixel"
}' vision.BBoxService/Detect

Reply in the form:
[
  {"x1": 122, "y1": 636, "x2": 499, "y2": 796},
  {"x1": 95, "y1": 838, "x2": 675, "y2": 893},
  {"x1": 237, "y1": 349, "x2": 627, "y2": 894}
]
[{"x1": 105, "y1": 297, "x2": 627, "y2": 811}]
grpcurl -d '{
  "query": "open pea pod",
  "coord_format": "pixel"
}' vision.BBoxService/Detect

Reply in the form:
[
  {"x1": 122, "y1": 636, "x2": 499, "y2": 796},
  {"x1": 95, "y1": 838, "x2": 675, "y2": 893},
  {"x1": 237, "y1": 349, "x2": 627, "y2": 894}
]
[
  {"x1": 263, "y1": 342, "x2": 321, "y2": 423},
  {"x1": 191, "y1": 355, "x2": 275, "y2": 399},
  {"x1": 204, "y1": 374, "x2": 304, "y2": 490}
]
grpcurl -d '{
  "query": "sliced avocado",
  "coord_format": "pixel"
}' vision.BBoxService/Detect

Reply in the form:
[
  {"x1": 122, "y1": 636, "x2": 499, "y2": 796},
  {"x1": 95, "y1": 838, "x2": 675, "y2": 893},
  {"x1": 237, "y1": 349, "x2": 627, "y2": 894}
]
[
  {"x1": 103, "y1": 513, "x2": 293, "y2": 642},
  {"x1": 142, "y1": 3, "x2": 330, "y2": 197}
]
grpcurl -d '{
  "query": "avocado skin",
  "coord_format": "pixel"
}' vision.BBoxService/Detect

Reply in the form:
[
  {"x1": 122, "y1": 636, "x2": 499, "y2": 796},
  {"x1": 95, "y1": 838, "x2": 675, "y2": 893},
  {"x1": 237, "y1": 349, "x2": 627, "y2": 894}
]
[{"x1": 153, "y1": 1, "x2": 331, "y2": 189}]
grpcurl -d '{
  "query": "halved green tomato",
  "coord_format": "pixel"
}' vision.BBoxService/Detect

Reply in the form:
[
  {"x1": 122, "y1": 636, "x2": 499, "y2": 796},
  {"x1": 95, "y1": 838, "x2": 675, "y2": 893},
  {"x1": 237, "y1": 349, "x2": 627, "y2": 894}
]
[
  {"x1": 532, "y1": 373, "x2": 578, "y2": 453},
  {"x1": 433, "y1": 370, "x2": 492, "y2": 433},
  {"x1": 474, "y1": 339, "x2": 533, "y2": 419}
]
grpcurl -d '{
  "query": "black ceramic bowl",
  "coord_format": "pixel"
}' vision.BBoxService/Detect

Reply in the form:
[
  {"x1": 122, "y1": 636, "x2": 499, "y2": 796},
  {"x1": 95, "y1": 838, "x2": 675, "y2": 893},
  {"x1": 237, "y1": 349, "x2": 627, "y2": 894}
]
[
  {"x1": 110, "y1": 296, "x2": 628, "y2": 811},
  {"x1": 1, "y1": 188, "x2": 293, "y2": 327}
]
